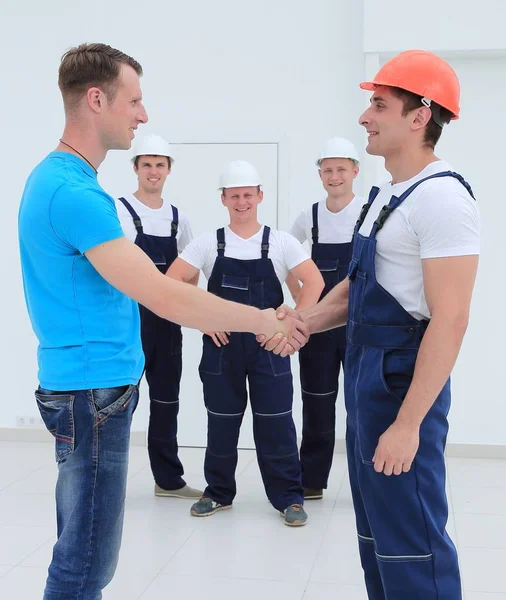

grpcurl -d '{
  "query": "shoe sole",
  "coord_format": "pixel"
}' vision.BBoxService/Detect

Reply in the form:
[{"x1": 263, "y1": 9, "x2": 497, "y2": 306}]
[
  {"x1": 190, "y1": 504, "x2": 232, "y2": 517},
  {"x1": 279, "y1": 512, "x2": 308, "y2": 527},
  {"x1": 155, "y1": 491, "x2": 203, "y2": 499},
  {"x1": 304, "y1": 494, "x2": 323, "y2": 500},
  {"x1": 283, "y1": 519, "x2": 307, "y2": 527}
]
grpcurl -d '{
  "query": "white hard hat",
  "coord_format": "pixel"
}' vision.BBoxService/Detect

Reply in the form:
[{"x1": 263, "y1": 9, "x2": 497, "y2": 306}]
[
  {"x1": 316, "y1": 137, "x2": 360, "y2": 167},
  {"x1": 132, "y1": 134, "x2": 175, "y2": 163},
  {"x1": 218, "y1": 160, "x2": 261, "y2": 190}
]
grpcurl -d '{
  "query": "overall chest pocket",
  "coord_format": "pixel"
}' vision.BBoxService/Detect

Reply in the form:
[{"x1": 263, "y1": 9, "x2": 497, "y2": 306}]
[
  {"x1": 221, "y1": 274, "x2": 251, "y2": 304},
  {"x1": 316, "y1": 258, "x2": 339, "y2": 272}
]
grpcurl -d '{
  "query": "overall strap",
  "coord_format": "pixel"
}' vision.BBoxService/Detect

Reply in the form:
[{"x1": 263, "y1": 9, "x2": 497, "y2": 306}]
[
  {"x1": 216, "y1": 228, "x2": 226, "y2": 257},
  {"x1": 117, "y1": 197, "x2": 143, "y2": 234},
  {"x1": 261, "y1": 226, "x2": 271, "y2": 259},
  {"x1": 311, "y1": 203, "x2": 319, "y2": 245},
  {"x1": 369, "y1": 170, "x2": 475, "y2": 238},
  {"x1": 354, "y1": 186, "x2": 380, "y2": 235},
  {"x1": 171, "y1": 205, "x2": 179, "y2": 239}
]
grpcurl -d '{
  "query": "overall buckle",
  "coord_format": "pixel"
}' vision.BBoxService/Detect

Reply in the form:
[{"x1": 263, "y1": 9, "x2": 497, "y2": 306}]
[{"x1": 374, "y1": 205, "x2": 394, "y2": 230}]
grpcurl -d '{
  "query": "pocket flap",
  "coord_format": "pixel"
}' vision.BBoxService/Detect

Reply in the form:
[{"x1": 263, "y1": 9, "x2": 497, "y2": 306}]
[
  {"x1": 316, "y1": 258, "x2": 339, "y2": 272},
  {"x1": 222, "y1": 274, "x2": 249, "y2": 290}
]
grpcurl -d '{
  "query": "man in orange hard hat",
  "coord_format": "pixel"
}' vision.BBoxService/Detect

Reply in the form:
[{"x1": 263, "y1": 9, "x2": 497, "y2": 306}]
[{"x1": 266, "y1": 50, "x2": 480, "y2": 598}]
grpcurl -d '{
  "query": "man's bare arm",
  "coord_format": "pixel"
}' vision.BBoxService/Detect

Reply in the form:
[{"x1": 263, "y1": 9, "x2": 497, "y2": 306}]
[
  {"x1": 290, "y1": 259, "x2": 324, "y2": 312},
  {"x1": 301, "y1": 277, "x2": 349, "y2": 333},
  {"x1": 372, "y1": 254, "x2": 479, "y2": 476},
  {"x1": 258, "y1": 278, "x2": 349, "y2": 354},
  {"x1": 85, "y1": 237, "x2": 307, "y2": 344}
]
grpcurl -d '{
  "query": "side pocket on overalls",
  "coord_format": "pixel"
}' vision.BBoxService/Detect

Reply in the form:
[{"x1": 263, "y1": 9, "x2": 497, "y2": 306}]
[
  {"x1": 199, "y1": 335, "x2": 224, "y2": 375},
  {"x1": 35, "y1": 390, "x2": 75, "y2": 462},
  {"x1": 267, "y1": 351, "x2": 291, "y2": 377},
  {"x1": 380, "y1": 348, "x2": 417, "y2": 402}
]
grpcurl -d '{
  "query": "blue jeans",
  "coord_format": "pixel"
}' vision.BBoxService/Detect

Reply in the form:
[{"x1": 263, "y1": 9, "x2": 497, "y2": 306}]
[{"x1": 35, "y1": 384, "x2": 139, "y2": 600}]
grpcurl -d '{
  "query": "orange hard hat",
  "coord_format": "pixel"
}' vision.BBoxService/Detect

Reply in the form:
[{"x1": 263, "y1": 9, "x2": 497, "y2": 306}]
[{"x1": 360, "y1": 50, "x2": 460, "y2": 120}]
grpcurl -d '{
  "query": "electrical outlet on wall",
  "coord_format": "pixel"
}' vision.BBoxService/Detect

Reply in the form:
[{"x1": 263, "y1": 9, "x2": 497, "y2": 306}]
[{"x1": 16, "y1": 415, "x2": 45, "y2": 428}]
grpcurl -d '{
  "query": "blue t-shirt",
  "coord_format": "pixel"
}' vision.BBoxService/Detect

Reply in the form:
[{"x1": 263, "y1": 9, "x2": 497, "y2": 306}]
[{"x1": 18, "y1": 152, "x2": 144, "y2": 391}]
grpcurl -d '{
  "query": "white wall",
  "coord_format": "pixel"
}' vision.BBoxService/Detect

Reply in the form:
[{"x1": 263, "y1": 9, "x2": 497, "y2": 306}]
[
  {"x1": 2, "y1": 1, "x2": 504, "y2": 448},
  {"x1": 363, "y1": 0, "x2": 506, "y2": 53}
]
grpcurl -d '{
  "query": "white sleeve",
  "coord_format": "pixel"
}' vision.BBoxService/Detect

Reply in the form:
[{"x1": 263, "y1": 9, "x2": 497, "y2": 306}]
[
  {"x1": 177, "y1": 211, "x2": 194, "y2": 252},
  {"x1": 289, "y1": 209, "x2": 308, "y2": 244},
  {"x1": 115, "y1": 200, "x2": 137, "y2": 242},
  {"x1": 178, "y1": 233, "x2": 214, "y2": 271},
  {"x1": 409, "y1": 179, "x2": 480, "y2": 259},
  {"x1": 280, "y1": 231, "x2": 311, "y2": 271}
]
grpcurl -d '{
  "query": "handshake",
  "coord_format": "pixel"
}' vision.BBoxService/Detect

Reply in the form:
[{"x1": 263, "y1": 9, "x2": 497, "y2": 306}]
[
  {"x1": 205, "y1": 305, "x2": 309, "y2": 357},
  {"x1": 256, "y1": 305, "x2": 309, "y2": 357}
]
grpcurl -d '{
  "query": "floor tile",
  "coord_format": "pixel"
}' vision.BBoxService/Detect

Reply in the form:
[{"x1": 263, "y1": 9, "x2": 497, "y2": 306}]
[
  {"x1": 303, "y1": 581, "x2": 368, "y2": 599},
  {"x1": 452, "y1": 485, "x2": 506, "y2": 515},
  {"x1": 141, "y1": 575, "x2": 305, "y2": 600},
  {"x1": 455, "y1": 513, "x2": 506, "y2": 549},
  {"x1": 0, "y1": 491, "x2": 55, "y2": 527},
  {"x1": 0, "y1": 566, "x2": 47, "y2": 597},
  {"x1": 447, "y1": 458, "x2": 506, "y2": 489},
  {"x1": 0, "y1": 565, "x2": 12, "y2": 577},
  {"x1": 460, "y1": 548, "x2": 506, "y2": 594},
  {"x1": 0, "y1": 525, "x2": 52, "y2": 566},
  {"x1": 466, "y1": 594, "x2": 506, "y2": 600},
  {"x1": 465, "y1": 591, "x2": 506, "y2": 600},
  {"x1": 162, "y1": 526, "x2": 320, "y2": 583},
  {"x1": 1, "y1": 442, "x2": 505, "y2": 599}
]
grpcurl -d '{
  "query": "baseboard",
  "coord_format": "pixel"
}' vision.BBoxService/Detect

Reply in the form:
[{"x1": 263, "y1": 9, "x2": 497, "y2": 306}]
[
  {"x1": 330, "y1": 439, "x2": 506, "y2": 459},
  {"x1": 0, "y1": 428, "x2": 148, "y2": 446},
  {"x1": 1, "y1": 428, "x2": 505, "y2": 459}
]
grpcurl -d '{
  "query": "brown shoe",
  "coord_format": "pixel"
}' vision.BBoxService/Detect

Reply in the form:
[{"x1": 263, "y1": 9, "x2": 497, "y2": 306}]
[
  {"x1": 154, "y1": 484, "x2": 203, "y2": 499},
  {"x1": 304, "y1": 488, "x2": 323, "y2": 500}
]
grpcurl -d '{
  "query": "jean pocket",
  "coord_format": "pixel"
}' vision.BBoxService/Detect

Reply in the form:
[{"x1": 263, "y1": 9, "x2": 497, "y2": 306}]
[
  {"x1": 267, "y1": 350, "x2": 291, "y2": 376},
  {"x1": 35, "y1": 391, "x2": 75, "y2": 462},
  {"x1": 93, "y1": 385, "x2": 138, "y2": 425}
]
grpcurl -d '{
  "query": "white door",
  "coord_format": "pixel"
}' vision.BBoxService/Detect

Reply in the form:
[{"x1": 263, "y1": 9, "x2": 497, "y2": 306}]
[{"x1": 99, "y1": 142, "x2": 279, "y2": 449}]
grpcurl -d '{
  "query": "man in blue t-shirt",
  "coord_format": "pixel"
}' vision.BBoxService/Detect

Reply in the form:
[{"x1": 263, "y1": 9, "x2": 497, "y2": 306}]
[{"x1": 18, "y1": 43, "x2": 309, "y2": 600}]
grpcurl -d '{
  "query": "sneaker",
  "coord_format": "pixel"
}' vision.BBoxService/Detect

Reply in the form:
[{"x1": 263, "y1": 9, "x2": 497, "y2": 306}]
[
  {"x1": 280, "y1": 504, "x2": 308, "y2": 527},
  {"x1": 304, "y1": 488, "x2": 323, "y2": 500},
  {"x1": 155, "y1": 484, "x2": 203, "y2": 499},
  {"x1": 190, "y1": 496, "x2": 232, "y2": 517}
]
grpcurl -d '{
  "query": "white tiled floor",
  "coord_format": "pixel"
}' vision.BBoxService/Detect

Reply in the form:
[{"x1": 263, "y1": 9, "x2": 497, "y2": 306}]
[{"x1": 1, "y1": 441, "x2": 505, "y2": 599}]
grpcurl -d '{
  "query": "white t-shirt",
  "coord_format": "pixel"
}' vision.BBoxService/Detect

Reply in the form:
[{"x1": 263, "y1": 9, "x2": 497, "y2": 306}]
[
  {"x1": 179, "y1": 226, "x2": 310, "y2": 283},
  {"x1": 115, "y1": 193, "x2": 193, "y2": 253},
  {"x1": 358, "y1": 160, "x2": 480, "y2": 320},
  {"x1": 290, "y1": 195, "x2": 365, "y2": 246}
]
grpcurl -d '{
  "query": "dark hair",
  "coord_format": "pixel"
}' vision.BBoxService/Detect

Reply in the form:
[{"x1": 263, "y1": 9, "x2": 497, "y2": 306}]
[
  {"x1": 390, "y1": 87, "x2": 453, "y2": 149},
  {"x1": 134, "y1": 155, "x2": 172, "y2": 169},
  {"x1": 58, "y1": 43, "x2": 143, "y2": 112}
]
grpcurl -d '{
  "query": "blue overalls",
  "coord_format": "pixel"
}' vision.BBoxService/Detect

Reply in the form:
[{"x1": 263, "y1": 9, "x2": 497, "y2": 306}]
[
  {"x1": 199, "y1": 226, "x2": 303, "y2": 511},
  {"x1": 345, "y1": 172, "x2": 475, "y2": 599},
  {"x1": 118, "y1": 197, "x2": 185, "y2": 491},
  {"x1": 299, "y1": 202, "x2": 353, "y2": 489}
]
